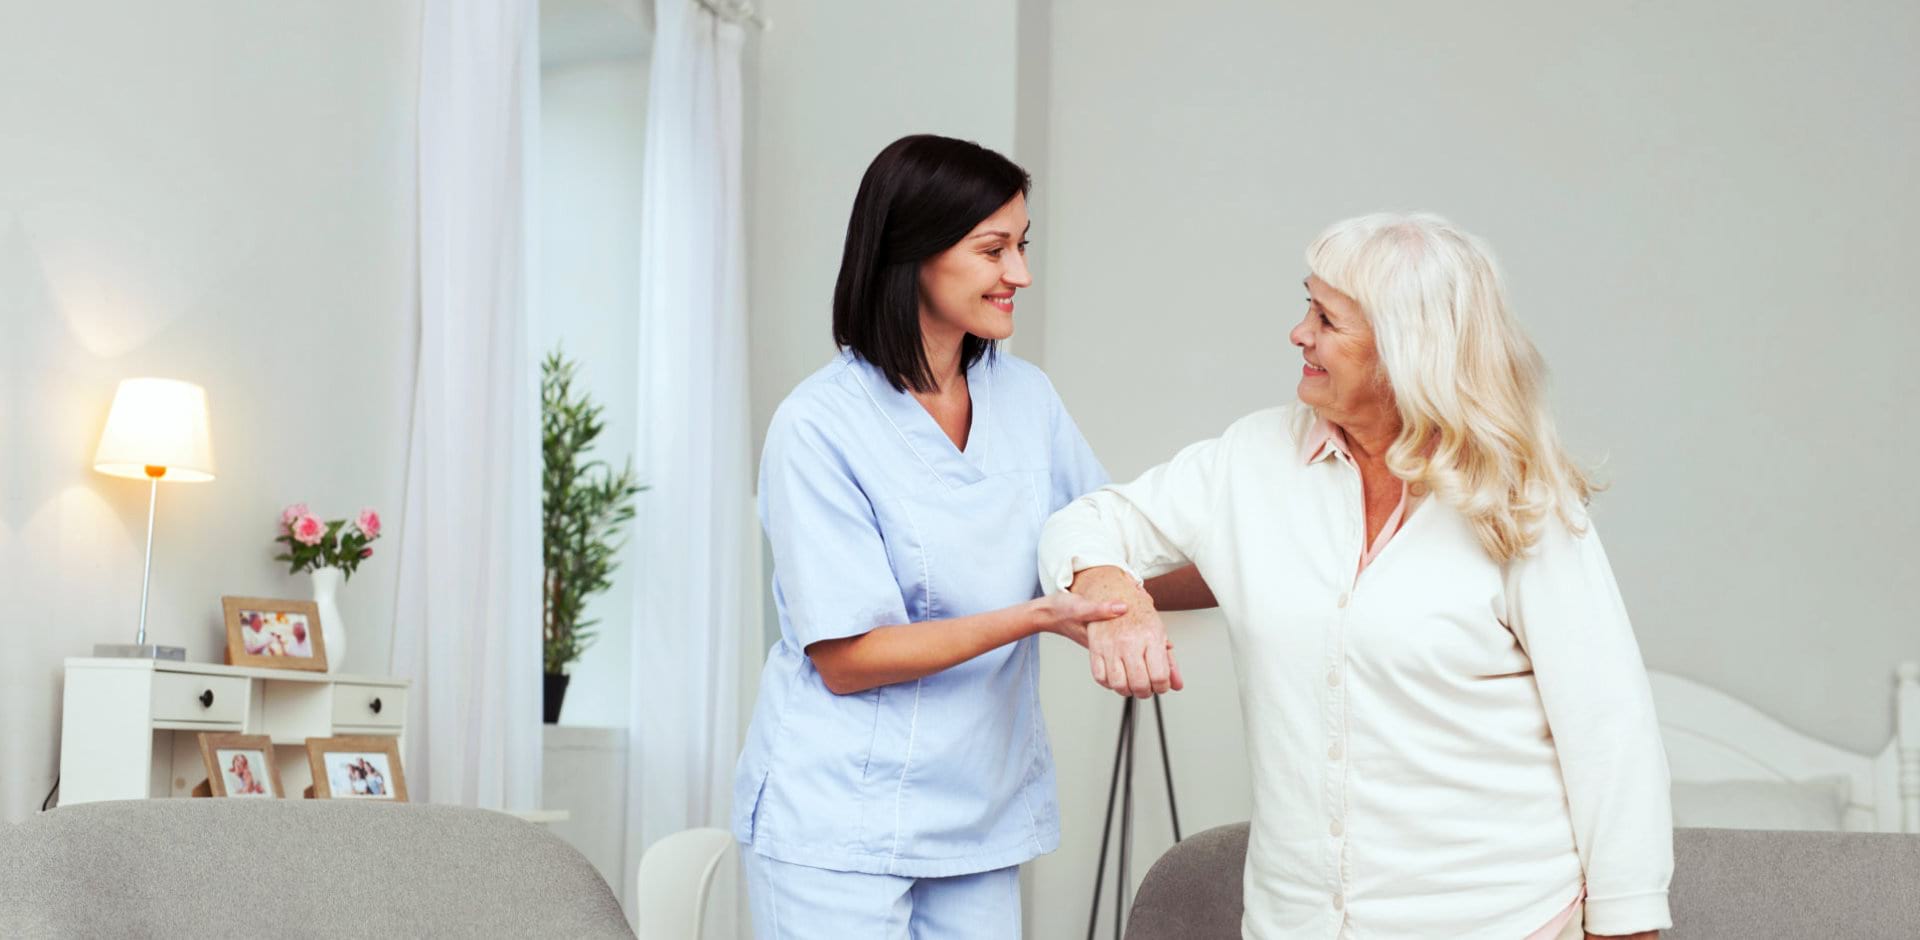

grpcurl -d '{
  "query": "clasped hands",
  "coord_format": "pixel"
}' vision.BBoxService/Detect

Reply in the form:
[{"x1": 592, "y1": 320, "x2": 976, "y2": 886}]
[{"x1": 1042, "y1": 565, "x2": 1181, "y2": 698}]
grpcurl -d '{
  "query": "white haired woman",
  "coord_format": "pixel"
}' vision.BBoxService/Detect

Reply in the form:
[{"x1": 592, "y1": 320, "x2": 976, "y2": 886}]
[{"x1": 1039, "y1": 214, "x2": 1671, "y2": 939}]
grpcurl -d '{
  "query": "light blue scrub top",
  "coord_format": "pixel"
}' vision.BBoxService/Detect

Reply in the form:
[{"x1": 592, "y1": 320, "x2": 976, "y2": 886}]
[{"x1": 732, "y1": 349, "x2": 1108, "y2": 878}]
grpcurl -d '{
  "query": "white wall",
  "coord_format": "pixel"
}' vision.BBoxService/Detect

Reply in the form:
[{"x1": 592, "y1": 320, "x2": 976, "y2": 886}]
[
  {"x1": 537, "y1": 42, "x2": 650, "y2": 730},
  {"x1": 0, "y1": 1, "x2": 421, "y2": 822},
  {"x1": 1030, "y1": 2, "x2": 1920, "y2": 937}
]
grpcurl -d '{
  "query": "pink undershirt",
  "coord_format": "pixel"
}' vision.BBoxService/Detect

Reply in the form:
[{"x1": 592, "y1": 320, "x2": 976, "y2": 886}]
[{"x1": 1306, "y1": 418, "x2": 1586, "y2": 939}]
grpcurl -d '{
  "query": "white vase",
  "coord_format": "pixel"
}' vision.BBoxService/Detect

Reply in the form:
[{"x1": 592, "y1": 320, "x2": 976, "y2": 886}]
[{"x1": 311, "y1": 567, "x2": 346, "y2": 674}]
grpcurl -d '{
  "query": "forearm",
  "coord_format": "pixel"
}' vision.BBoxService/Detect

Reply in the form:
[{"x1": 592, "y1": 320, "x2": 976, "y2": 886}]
[
  {"x1": 806, "y1": 601, "x2": 1045, "y2": 695},
  {"x1": 1143, "y1": 564, "x2": 1215, "y2": 611}
]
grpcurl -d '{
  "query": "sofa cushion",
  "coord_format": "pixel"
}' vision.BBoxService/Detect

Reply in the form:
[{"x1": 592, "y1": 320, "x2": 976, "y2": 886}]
[
  {"x1": 0, "y1": 799, "x2": 633, "y2": 938},
  {"x1": 1668, "y1": 826, "x2": 1920, "y2": 937},
  {"x1": 1123, "y1": 823, "x2": 1920, "y2": 939}
]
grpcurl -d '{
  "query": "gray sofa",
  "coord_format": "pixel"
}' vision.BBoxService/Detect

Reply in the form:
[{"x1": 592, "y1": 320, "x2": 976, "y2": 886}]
[
  {"x1": 0, "y1": 799, "x2": 633, "y2": 938},
  {"x1": 1126, "y1": 823, "x2": 1920, "y2": 939}
]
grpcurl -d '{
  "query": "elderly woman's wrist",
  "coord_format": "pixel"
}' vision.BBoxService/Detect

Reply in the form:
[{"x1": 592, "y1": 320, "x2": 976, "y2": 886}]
[{"x1": 1068, "y1": 564, "x2": 1133, "y2": 595}]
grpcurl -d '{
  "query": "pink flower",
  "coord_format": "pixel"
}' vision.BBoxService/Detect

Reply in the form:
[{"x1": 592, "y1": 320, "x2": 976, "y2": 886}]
[
  {"x1": 355, "y1": 508, "x2": 382, "y2": 540},
  {"x1": 359, "y1": 547, "x2": 374, "y2": 559},
  {"x1": 292, "y1": 515, "x2": 325, "y2": 546},
  {"x1": 280, "y1": 503, "x2": 310, "y2": 533}
]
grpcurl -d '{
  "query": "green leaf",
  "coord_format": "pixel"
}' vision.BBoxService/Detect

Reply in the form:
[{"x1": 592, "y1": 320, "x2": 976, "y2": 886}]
[{"x1": 542, "y1": 346, "x2": 643, "y2": 671}]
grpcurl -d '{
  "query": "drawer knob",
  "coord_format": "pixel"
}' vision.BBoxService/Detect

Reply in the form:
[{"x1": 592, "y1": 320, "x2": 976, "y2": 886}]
[
  {"x1": 198, "y1": 689, "x2": 214, "y2": 708},
  {"x1": 370, "y1": 697, "x2": 383, "y2": 715}
]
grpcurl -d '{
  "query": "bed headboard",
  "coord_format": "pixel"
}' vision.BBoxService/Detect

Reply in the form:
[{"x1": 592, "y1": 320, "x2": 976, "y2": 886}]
[{"x1": 1647, "y1": 662, "x2": 1919, "y2": 833}]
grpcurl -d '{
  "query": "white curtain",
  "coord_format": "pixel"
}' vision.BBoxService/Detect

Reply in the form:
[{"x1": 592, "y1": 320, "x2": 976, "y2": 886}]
[
  {"x1": 625, "y1": 0, "x2": 753, "y2": 928},
  {"x1": 390, "y1": 0, "x2": 542, "y2": 811}
]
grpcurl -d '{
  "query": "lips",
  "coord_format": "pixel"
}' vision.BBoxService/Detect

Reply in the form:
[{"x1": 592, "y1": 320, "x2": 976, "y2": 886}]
[
  {"x1": 985, "y1": 293, "x2": 1014, "y2": 313},
  {"x1": 1303, "y1": 360, "x2": 1328, "y2": 377}
]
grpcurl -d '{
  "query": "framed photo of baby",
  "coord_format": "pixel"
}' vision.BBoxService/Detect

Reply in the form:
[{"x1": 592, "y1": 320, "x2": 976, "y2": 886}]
[
  {"x1": 221, "y1": 596, "x2": 328, "y2": 672},
  {"x1": 197, "y1": 733, "x2": 284, "y2": 798},
  {"x1": 305, "y1": 736, "x2": 407, "y2": 802}
]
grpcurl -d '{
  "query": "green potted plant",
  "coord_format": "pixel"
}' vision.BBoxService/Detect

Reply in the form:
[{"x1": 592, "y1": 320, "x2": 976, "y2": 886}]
[{"x1": 542, "y1": 349, "x2": 644, "y2": 723}]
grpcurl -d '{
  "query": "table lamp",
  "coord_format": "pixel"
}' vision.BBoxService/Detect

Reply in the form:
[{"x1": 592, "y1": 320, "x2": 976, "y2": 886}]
[{"x1": 92, "y1": 377, "x2": 216, "y2": 660}]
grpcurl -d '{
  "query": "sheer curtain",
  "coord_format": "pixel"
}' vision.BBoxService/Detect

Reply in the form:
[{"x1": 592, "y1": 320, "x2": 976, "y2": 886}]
[
  {"x1": 624, "y1": 0, "x2": 753, "y2": 928},
  {"x1": 390, "y1": 0, "x2": 543, "y2": 811}
]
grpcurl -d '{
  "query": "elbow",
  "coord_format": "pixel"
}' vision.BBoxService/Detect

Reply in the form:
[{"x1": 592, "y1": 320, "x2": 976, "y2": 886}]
[
  {"x1": 818, "y1": 670, "x2": 864, "y2": 696},
  {"x1": 805, "y1": 641, "x2": 867, "y2": 696}
]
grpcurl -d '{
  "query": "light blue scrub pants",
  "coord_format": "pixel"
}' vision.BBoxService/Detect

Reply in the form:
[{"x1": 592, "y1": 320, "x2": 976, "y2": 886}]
[{"x1": 744, "y1": 850, "x2": 1022, "y2": 939}]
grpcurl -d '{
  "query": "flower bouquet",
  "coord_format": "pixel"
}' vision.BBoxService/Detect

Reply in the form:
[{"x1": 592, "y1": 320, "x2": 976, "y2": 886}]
[{"x1": 273, "y1": 504, "x2": 383, "y2": 580}]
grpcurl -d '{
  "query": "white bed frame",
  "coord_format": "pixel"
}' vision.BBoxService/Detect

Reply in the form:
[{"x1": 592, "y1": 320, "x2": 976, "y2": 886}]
[{"x1": 1648, "y1": 661, "x2": 1920, "y2": 833}]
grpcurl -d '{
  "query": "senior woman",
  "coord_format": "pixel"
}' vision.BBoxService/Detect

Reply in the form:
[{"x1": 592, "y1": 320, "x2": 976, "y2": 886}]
[{"x1": 1039, "y1": 213, "x2": 1671, "y2": 939}]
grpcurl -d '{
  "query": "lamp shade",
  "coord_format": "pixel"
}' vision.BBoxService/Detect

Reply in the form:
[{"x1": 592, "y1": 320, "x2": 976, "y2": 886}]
[{"x1": 93, "y1": 378, "x2": 217, "y2": 482}]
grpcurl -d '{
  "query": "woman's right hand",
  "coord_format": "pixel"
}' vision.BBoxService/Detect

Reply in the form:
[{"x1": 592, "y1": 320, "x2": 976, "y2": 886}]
[
  {"x1": 1032, "y1": 593, "x2": 1130, "y2": 648},
  {"x1": 1069, "y1": 566, "x2": 1182, "y2": 697}
]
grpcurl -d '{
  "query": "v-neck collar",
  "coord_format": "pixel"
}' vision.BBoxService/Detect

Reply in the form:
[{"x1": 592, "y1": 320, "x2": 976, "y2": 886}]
[{"x1": 845, "y1": 350, "x2": 991, "y2": 489}]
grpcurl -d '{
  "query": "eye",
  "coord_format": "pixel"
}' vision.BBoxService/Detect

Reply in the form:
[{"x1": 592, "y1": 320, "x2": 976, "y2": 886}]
[
  {"x1": 985, "y1": 246, "x2": 1005, "y2": 258},
  {"x1": 1017, "y1": 240, "x2": 1030, "y2": 253}
]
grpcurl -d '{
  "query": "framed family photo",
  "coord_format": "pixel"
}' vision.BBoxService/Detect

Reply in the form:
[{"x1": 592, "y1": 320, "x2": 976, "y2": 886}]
[
  {"x1": 197, "y1": 733, "x2": 284, "y2": 798},
  {"x1": 305, "y1": 736, "x2": 407, "y2": 802},
  {"x1": 221, "y1": 596, "x2": 328, "y2": 672}
]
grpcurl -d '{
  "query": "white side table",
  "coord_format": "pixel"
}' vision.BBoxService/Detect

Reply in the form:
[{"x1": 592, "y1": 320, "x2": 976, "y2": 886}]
[{"x1": 58, "y1": 657, "x2": 408, "y2": 804}]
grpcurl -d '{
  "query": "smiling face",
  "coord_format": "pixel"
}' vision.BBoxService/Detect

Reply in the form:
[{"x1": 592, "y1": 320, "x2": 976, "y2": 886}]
[
  {"x1": 916, "y1": 194, "x2": 1032, "y2": 346},
  {"x1": 1292, "y1": 274, "x2": 1391, "y2": 425}
]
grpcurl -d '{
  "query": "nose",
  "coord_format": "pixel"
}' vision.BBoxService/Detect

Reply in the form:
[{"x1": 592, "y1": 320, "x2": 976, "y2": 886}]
[
  {"x1": 1002, "y1": 247, "x2": 1033, "y2": 289},
  {"x1": 1289, "y1": 313, "x2": 1312, "y2": 349}
]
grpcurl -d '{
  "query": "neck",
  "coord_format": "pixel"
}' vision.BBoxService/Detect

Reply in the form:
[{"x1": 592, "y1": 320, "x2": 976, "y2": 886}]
[
  {"x1": 920, "y1": 320, "x2": 967, "y2": 395},
  {"x1": 1334, "y1": 406, "x2": 1401, "y2": 468}
]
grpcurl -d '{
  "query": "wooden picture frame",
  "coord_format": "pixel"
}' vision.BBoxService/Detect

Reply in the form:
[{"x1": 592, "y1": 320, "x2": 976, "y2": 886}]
[
  {"x1": 221, "y1": 596, "x2": 328, "y2": 672},
  {"x1": 305, "y1": 736, "x2": 407, "y2": 802},
  {"x1": 197, "y1": 733, "x2": 285, "y2": 799}
]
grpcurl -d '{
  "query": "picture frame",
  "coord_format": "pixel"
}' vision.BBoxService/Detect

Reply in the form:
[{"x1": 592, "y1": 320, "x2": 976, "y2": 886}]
[
  {"x1": 305, "y1": 735, "x2": 407, "y2": 802},
  {"x1": 221, "y1": 596, "x2": 328, "y2": 672},
  {"x1": 197, "y1": 733, "x2": 285, "y2": 799}
]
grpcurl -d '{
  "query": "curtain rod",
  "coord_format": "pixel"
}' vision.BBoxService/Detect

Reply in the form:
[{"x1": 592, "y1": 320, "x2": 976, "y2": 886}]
[{"x1": 694, "y1": 0, "x2": 770, "y2": 31}]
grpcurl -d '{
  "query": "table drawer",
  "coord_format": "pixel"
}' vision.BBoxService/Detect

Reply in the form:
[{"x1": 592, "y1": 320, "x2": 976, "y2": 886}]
[
  {"x1": 333, "y1": 683, "x2": 403, "y2": 730},
  {"x1": 152, "y1": 672, "x2": 247, "y2": 725}
]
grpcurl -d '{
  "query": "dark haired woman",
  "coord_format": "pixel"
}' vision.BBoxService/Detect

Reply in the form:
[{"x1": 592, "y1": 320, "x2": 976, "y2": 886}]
[{"x1": 730, "y1": 135, "x2": 1207, "y2": 937}]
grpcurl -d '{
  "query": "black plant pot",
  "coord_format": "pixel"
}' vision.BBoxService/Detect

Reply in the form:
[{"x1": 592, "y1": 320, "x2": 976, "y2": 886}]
[{"x1": 542, "y1": 672, "x2": 570, "y2": 724}]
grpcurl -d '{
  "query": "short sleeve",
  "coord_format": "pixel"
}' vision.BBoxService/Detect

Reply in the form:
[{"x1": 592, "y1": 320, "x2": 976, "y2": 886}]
[{"x1": 759, "y1": 407, "x2": 911, "y2": 650}]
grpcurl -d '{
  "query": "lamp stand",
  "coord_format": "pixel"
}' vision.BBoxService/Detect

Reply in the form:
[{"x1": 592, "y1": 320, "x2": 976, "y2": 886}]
[
  {"x1": 95, "y1": 469, "x2": 185, "y2": 661},
  {"x1": 1087, "y1": 694, "x2": 1181, "y2": 940}
]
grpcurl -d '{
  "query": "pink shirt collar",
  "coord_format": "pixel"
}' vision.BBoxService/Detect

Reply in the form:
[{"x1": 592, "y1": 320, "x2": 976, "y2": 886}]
[
  {"x1": 1303, "y1": 414, "x2": 1414, "y2": 576},
  {"x1": 1301, "y1": 415, "x2": 1349, "y2": 466}
]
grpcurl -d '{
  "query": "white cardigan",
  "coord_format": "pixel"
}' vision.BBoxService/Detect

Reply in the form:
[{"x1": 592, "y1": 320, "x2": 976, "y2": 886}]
[{"x1": 1039, "y1": 405, "x2": 1672, "y2": 938}]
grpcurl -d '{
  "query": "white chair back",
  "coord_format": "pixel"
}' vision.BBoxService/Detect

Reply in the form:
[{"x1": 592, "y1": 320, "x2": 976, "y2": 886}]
[{"x1": 636, "y1": 827, "x2": 736, "y2": 940}]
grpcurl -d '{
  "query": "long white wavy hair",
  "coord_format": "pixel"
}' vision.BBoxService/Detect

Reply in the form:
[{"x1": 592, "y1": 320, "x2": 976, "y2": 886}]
[{"x1": 1305, "y1": 212, "x2": 1596, "y2": 563}]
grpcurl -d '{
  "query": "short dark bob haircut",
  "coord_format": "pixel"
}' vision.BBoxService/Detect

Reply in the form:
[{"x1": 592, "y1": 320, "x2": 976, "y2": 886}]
[{"x1": 832, "y1": 134, "x2": 1031, "y2": 393}]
